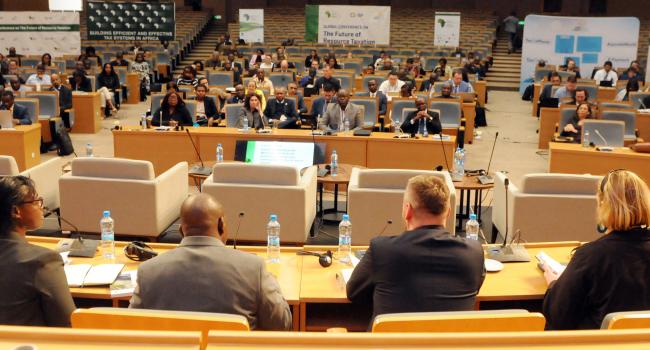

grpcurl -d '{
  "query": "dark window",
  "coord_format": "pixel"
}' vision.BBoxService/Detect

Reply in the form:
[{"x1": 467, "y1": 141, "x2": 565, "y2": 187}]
[
  {"x1": 589, "y1": 0, "x2": 607, "y2": 14},
  {"x1": 544, "y1": 0, "x2": 562, "y2": 12}
]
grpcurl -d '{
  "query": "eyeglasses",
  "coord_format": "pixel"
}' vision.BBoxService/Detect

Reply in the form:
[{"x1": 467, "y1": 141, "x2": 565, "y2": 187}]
[
  {"x1": 20, "y1": 197, "x2": 44, "y2": 208},
  {"x1": 600, "y1": 169, "x2": 626, "y2": 193}
]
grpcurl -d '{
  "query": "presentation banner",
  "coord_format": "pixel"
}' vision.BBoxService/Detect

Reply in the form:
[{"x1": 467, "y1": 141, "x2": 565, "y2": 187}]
[
  {"x1": 305, "y1": 5, "x2": 391, "y2": 45},
  {"x1": 239, "y1": 9, "x2": 264, "y2": 43},
  {"x1": 434, "y1": 12, "x2": 460, "y2": 48},
  {"x1": 86, "y1": 1, "x2": 175, "y2": 41},
  {"x1": 520, "y1": 15, "x2": 639, "y2": 93},
  {"x1": 0, "y1": 12, "x2": 80, "y2": 57}
]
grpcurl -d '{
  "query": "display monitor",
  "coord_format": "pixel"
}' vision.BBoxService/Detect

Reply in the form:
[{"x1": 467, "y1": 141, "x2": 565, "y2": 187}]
[{"x1": 234, "y1": 140, "x2": 326, "y2": 169}]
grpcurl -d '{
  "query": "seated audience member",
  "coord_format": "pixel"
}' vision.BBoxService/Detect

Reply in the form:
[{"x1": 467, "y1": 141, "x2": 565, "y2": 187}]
[
  {"x1": 358, "y1": 79, "x2": 387, "y2": 116},
  {"x1": 227, "y1": 84, "x2": 246, "y2": 104},
  {"x1": 110, "y1": 52, "x2": 129, "y2": 68},
  {"x1": 327, "y1": 57, "x2": 342, "y2": 70},
  {"x1": 245, "y1": 80, "x2": 267, "y2": 111},
  {"x1": 299, "y1": 68, "x2": 318, "y2": 92},
  {"x1": 565, "y1": 58, "x2": 581, "y2": 78},
  {"x1": 615, "y1": 78, "x2": 639, "y2": 102},
  {"x1": 7, "y1": 60, "x2": 24, "y2": 83},
  {"x1": 400, "y1": 97, "x2": 442, "y2": 135},
  {"x1": 434, "y1": 58, "x2": 453, "y2": 80},
  {"x1": 252, "y1": 69, "x2": 274, "y2": 95},
  {"x1": 151, "y1": 91, "x2": 193, "y2": 127},
  {"x1": 448, "y1": 69, "x2": 474, "y2": 93},
  {"x1": 130, "y1": 194, "x2": 291, "y2": 330},
  {"x1": 554, "y1": 75, "x2": 578, "y2": 100},
  {"x1": 193, "y1": 84, "x2": 218, "y2": 126},
  {"x1": 177, "y1": 66, "x2": 198, "y2": 88},
  {"x1": 224, "y1": 53, "x2": 243, "y2": 73},
  {"x1": 398, "y1": 69, "x2": 416, "y2": 91},
  {"x1": 420, "y1": 73, "x2": 440, "y2": 93},
  {"x1": 197, "y1": 77, "x2": 228, "y2": 103},
  {"x1": 0, "y1": 91, "x2": 31, "y2": 125},
  {"x1": 69, "y1": 70, "x2": 92, "y2": 92},
  {"x1": 193, "y1": 60, "x2": 205, "y2": 74},
  {"x1": 259, "y1": 55, "x2": 274, "y2": 70},
  {"x1": 132, "y1": 53, "x2": 151, "y2": 95},
  {"x1": 543, "y1": 170, "x2": 650, "y2": 330},
  {"x1": 9, "y1": 78, "x2": 33, "y2": 97},
  {"x1": 287, "y1": 82, "x2": 307, "y2": 114},
  {"x1": 311, "y1": 84, "x2": 337, "y2": 121},
  {"x1": 304, "y1": 50, "x2": 320, "y2": 70},
  {"x1": 7, "y1": 47, "x2": 23, "y2": 66},
  {"x1": 96, "y1": 63, "x2": 120, "y2": 115},
  {"x1": 205, "y1": 51, "x2": 222, "y2": 70},
  {"x1": 49, "y1": 74, "x2": 73, "y2": 128},
  {"x1": 540, "y1": 72, "x2": 562, "y2": 101},
  {"x1": 272, "y1": 47, "x2": 288, "y2": 63},
  {"x1": 379, "y1": 59, "x2": 395, "y2": 72},
  {"x1": 593, "y1": 61, "x2": 618, "y2": 86},
  {"x1": 570, "y1": 88, "x2": 591, "y2": 106},
  {"x1": 378, "y1": 72, "x2": 405, "y2": 101},
  {"x1": 237, "y1": 93, "x2": 268, "y2": 129},
  {"x1": 319, "y1": 89, "x2": 363, "y2": 131},
  {"x1": 314, "y1": 66, "x2": 341, "y2": 93},
  {"x1": 0, "y1": 176, "x2": 75, "y2": 326},
  {"x1": 25, "y1": 64, "x2": 51, "y2": 85},
  {"x1": 274, "y1": 60, "x2": 296, "y2": 80},
  {"x1": 221, "y1": 61, "x2": 242, "y2": 85},
  {"x1": 619, "y1": 61, "x2": 644, "y2": 83},
  {"x1": 406, "y1": 58, "x2": 425, "y2": 79},
  {"x1": 560, "y1": 102, "x2": 594, "y2": 143},
  {"x1": 432, "y1": 82, "x2": 454, "y2": 99},
  {"x1": 264, "y1": 87, "x2": 299, "y2": 128},
  {"x1": 347, "y1": 175, "x2": 485, "y2": 323},
  {"x1": 373, "y1": 51, "x2": 387, "y2": 70},
  {"x1": 250, "y1": 49, "x2": 265, "y2": 68},
  {"x1": 84, "y1": 46, "x2": 102, "y2": 67},
  {"x1": 399, "y1": 82, "x2": 414, "y2": 98}
]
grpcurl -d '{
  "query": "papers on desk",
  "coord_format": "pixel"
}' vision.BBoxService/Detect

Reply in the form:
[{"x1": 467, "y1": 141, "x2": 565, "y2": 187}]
[
  {"x1": 432, "y1": 134, "x2": 452, "y2": 141},
  {"x1": 536, "y1": 251, "x2": 566, "y2": 275},
  {"x1": 59, "y1": 251, "x2": 71, "y2": 265},
  {"x1": 110, "y1": 270, "x2": 138, "y2": 297},
  {"x1": 338, "y1": 254, "x2": 361, "y2": 284},
  {"x1": 64, "y1": 264, "x2": 124, "y2": 287},
  {"x1": 154, "y1": 126, "x2": 172, "y2": 131}
]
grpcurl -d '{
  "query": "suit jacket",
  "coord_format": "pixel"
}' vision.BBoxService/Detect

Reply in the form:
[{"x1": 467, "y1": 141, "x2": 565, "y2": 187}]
[
  {"x1": 310, "y1": 96, "x2": 336, "y2": 120},
  {"x1": 400, "y1": 110, "x2": 442, "y2": 135},
  {"x1": 291, "y1": 93, "x2": 307, "y2": 114},
  {"x1": 420, "y1": 80, "x2": 437, "y2": 92},
  {"x1": 237, "y1": 107, "x2": 268, "y2": 129},
  {"x1": 314, "y1": 76, "x2": 341, "y2": 92},
  {"x1": 69, "y1": 77, "x2": 93, "y2": 92},
  {"x1": 357, "y1": 91, "x2": 388, "y2": 116},
  {"x1": 0, "y1": 232, "x2": 75, "y2": 326},
  {"x1": 347, "y1": 225, "x2": 485, "y2": 323},
  {"x1": 264, "y1": 98, "x2": 298, "y2": 121},
  {"x1": 194, "y1": 96, "x2": 218, "y2": 121},
  {"x1": 51, "y1": 85, "x2": 73, "y2": 111},
  {"x1": 543, "y1": 228, "x2": 650, "y2": 330},
  {"x1": 320, "y1": 102, "x2": 364, "y2": 131},
  {"x1": 130, "y1": 236, "x2": 291, "y2": 330},
  {"x1": 0, "y1": 103, "x2": 31, "y2": 125}
]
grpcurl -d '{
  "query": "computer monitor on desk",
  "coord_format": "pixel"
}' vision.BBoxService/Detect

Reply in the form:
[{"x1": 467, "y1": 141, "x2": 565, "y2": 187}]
[{"x1": 234, "y1": 140, "x2": 327, "y2": 168}]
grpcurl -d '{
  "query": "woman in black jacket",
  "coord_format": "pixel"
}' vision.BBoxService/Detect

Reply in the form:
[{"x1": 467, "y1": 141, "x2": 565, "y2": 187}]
[
  {"x1": 69, "y1": 70, "x2": 92, "y2": 92},
  {"x1": 152, "y1": 91, "x2": 193, "y2": 127},
  {"x1": 542, "y1": 169, "x2": 650, "y2": 330},
  {"x1": 96, "y1": 63, "x2": 120, "y2": 115}
]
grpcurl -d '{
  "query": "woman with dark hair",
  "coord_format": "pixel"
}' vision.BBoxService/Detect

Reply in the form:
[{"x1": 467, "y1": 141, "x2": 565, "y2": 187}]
[
  {"x1": 70, "y1": 70, "x2": 92, "y2": 92},
  {"x1": 615, "y1": 78, "x2": 640, "y2": 102},
  {"x1": 152, "y1": 91, "x2": 193, "y2": 127},
  {"x1": 193, "y1": 60, "x2": 205, "y2": 74},
  {"x1": 41, "y1": 53, "x2": 53, "y2": 67},
  {"x1": 305, "y1": 50, "x2": 320, "y2": 69},
  {"x1": 0, "y1": 176, "x2": 75, "y2": 327},
  {"x1": 327, "y1": 57, "x2": 341, "y2": 70},
  {"x1": 96, "y1": 62, "x2": 120, "y2": 115},
  {"x1": 250, "y1": 49, "x2": 264, "y2": 67},
  {"x1": 560, "y1": 102, "x2": 594, "y2": 143},
  {"x1": 237, "y1": 93, "x2": 267, "y2": 129},
  {"x1": 84, "y1": 46, "x2": 102, "y2": 67}
]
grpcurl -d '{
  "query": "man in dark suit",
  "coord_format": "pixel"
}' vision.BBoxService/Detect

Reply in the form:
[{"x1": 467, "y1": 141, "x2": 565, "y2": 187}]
[
  {"x1": 50, "y1": 74, "x2": 73, "y2": 129},
  {"x1": 264, "y1": 87, "x2": 299, "y2": 129},
  {"x1": 400, "y1": 97, "x2": 442, "y2": 135},
  {"x1": 130, "y1": 194, "x2": 292, "y2": 331},
  {"x1": 287, "y1": 82, "x2": 307, "y2": 114},
  {"x1": 314, "y1": 66, "x2": 341, "y2": 92},
  {"x1": 358, "y1": 79, "x2": 387, "y2": 116},
  {"x1": 193, "y1": 85, "x2": 219, "y2": 126},
  {"x1": 347, "y1": 174, "x2": 485, "y2": 324},
  {"x1": 0, "y1": 91, "x2": 31, "y2": 125},
  {"x1": 310, "y1": 84, "x2": 337, "y2": 122}
]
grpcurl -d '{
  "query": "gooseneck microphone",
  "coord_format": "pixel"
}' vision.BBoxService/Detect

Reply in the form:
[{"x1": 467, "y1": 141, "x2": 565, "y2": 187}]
[
  {"x1": 44, "y1": 208, "x2": 98, "y2": 258},
  {"x1": 377, "y1": 220, "x2": 393, "y2": 237},
  {"x1": 232, "y1": 212, "x2": 245, "y2": 250},
  {"x1": 502, "y1": 178, "x2": 510, "y2": 247},
  {"x1": 186, "y1": 129, "x2": 212, "y2": 176}
]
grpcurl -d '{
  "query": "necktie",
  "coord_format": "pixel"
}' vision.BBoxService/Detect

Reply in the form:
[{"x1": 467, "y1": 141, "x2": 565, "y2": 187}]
[
  {"x1": 418, "y1": 118, "x2": 425, "y2": 135},
  {"x1": 340, "y1": 107, "x2": 345, "y2": 131}
]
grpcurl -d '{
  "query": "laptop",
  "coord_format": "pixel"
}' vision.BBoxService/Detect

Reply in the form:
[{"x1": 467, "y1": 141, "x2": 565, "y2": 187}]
[
  {"x1": 599, "y1": 80, "x2": 613, "y2": 87},
  {"x1": 0, "y1": 110, "x2": 13, "y2": 129},
  {"x1": 539, "y1": 97, "x2": 559, "y2": 109}
]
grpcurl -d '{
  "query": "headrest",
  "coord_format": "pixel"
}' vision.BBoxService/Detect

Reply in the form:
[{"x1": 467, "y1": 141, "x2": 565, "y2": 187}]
[
  {"x1": 356, "y1": 169, "x2": 441, "y2": 190},
  {"x1": 520, "y1": 173, "x2": 601, "y2": 195},
  {"x1": 71, "y1": 157, "x2": 155, "y2": 180},
  {"x1": 0, "y1": 156, "x2": 19, "y2": 176},
  {"x1": 213, "y1": 163, "x2": 300, "y2": 186}
]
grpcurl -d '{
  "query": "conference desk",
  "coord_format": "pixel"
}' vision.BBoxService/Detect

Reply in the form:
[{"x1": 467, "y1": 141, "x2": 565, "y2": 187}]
[
  {"x1": 0, "y1": 124, "x2": 41, "y2": 171},
  {"x1": 549, "y1": 143, "x2": 650, "y2": 184},
  {"x1": 532, "y1": 83, "x2": 622, "y2": 117},
  {"x1": 126, "y1": 72, "x2": 141, "y2": 104},
  {"x1": 113, "y1": 127, "x2": 456, "y2": 176},
  {"x1": 71, "y1": 92, "x2": 102, "y2": 134}
]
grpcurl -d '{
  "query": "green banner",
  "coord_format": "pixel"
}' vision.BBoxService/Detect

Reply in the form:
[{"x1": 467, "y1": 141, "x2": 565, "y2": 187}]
[
  {"x1": 245, "y1": 141, "x2": 257, "y2": 163},
  {"x1": 0, "y1": 24, "x2": 79, "y2": 31},
  {"x1": 304, "y1": 5, "x2": 319, "y2": 43}
]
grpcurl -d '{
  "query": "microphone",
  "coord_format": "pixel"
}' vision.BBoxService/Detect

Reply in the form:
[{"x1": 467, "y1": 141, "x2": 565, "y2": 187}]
[
  {"x1": 232, "y1": 212, "x2": 244, "y2": 250},
  {"x1": 377, "y1": 220, "x2": 393, "y2": 237},
  {"x1": 435, "y1": 130, "x2": 460, "y2": 181},
  {"x1": 593, "y1": 129, "x2": 613, "y2": 151},
  {"x1": 185, "y1": 129, "x2": 212, "y2": 176},
  {"x1": 502, "y1": 178, "x2": 510, "y2": 248},
  {"x1": 478, "y1": 131, "x2": 499, "y2": 184},
  {"x1": 486, "y1": 178, "x2": 531, "y2": 263},
  {"x1": 44, "y1": 208, "x2": 99, "y2": 258}
]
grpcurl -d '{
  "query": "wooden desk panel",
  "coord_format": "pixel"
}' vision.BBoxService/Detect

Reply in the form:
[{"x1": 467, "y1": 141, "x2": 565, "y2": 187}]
[
  {"x1": 638, "y1": 112, "x2": 650, "y2": 142},
  {"x1": 549, "y1": 143, "x2": 650, "y2": 184},
  {"x1": 0, "y1": 124, "x2": 41, "y2": 171},
  {"x1": 366, "y1": 134, "x2": 455, "y2": 170},
  {"x1": 71, "y1": 92, "x2": 102, "y2": 134},
  {"x1": 462, "y1": 102, "x2": 476, "y2": 144},
  {"x1": 538, "y1": 107, "x2": 560, "y2": 149},
  {"x1": 474, "y1": 80, "x2": 487, "y2": 107},
  {"x1": 532, "y1": 83, "x2": 541, "y2": 117},
  {"x1": 597, "y1": 87, "x2": 617, "y2": 101},
  {"x1": 126, "y1": 72, "x2": 141, "y2": 104}
]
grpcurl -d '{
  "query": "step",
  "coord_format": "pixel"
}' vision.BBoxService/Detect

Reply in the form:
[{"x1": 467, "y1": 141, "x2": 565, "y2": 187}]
[
  {"x1": 486, "y1": 71, "x2": 521, "y2": 78},
  {"x1": 487, "y1": 81, "x2": 520, "y2": 91},
  {"x1": 486, "y1": 76, "x2": 520, "y2": 83},
  {"x1": 489, "y1": 66, "x2": 521, "y2": 73}
]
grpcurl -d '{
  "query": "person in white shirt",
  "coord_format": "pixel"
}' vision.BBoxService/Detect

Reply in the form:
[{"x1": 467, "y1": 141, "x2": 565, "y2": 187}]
[
  {"x1": 25, "y1": 64, "x2": 51, "y2": 86},
  {"x1": 593, "y1": 61, "x2": 618, "y2": 86},
  {"x1": 378, "y1": 72, "x2": 405, "y2": 101}
]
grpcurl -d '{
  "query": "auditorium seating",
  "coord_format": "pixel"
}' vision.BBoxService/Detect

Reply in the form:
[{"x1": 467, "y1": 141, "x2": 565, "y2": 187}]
[
  {"x1": 59, "y1": 158, "x2": 188, "y2": 238},
  {"x1": 601, "y1": 310, "x2": 650, "y2": 330},
  {"x1": 0, "y1": 156, "x2": 64, "y2": 210},
  {"x1": 201, "y1": 163, "x2": 317, "y2": 243},
  {"x1": 491, "y1": 172, "x2": 601, "y2": 243},
  {"x1": 371, "y1": 310, "x2": 546, "y2": 332},
  {"x1": 347, "y1": 169, "x2": 456, "y2": 244}
]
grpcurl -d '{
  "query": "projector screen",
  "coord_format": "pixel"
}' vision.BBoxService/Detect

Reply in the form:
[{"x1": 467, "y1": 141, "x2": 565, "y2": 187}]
[
  {"x1": 49, "y1": 0, "x2": 82, "y2": 11},
  {"x1": 237, "y1": 141, "x2": 316, "y2": 170}
]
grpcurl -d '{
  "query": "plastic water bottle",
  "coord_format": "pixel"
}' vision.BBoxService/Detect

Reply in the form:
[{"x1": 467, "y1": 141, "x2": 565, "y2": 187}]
[
  {"x1": 216, "y1": 144, "x2": 224, "y2": 163},
  {"x1": 140, "y1": 114, "x2": 148, "y2": 129},
  {"x1": 330, "y1": 150, "x2": 339, "y2": 176},
  {"x1": 242, "y1": 114, "x2": 249, "y2": 132},
  {"x1": 453, "y1": 147, "x2": 465, "y2": 177},
  {"x1": 465, "y1": 213, "x2": 480, "y2": 241},
  {"x1": 582, "y1": 131, "x2": 590, "y2": 148},
  {"x1": 266, "y1": 214, "x2": 281, "y2": 263},
  {"x1": 423, "y1": 124, "x2": 429, "y2": 138},
  {"x1": 193, "y1": 122, "x2": 199, "y2": 128},
  {"x1": 85, "y1": 143, "x2": 94, "y2": 157},
  {"x1": 100, "y1": 210, "x2": 115, "y2": 260},
  {"x1": 344, "y1": 119, "x2": 350, "y2": 132},
  {"x1": 393, "y1": 118, "x2": 400, "y2": 135},
  {"x1": 338, "y1": 214, "x2": 352, "y2": 263}
]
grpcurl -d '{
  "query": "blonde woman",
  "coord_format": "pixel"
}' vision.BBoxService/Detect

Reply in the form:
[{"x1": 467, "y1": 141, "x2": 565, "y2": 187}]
[
  {"x1": 542, "y1": 170, "x2": 650, "y2": 330},
  {"x1": 245, "y1": 80, "x2": 266, "y2": 111}
]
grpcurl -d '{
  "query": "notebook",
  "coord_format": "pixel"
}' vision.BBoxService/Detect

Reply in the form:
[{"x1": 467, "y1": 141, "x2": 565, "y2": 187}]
[{"x1": 64, "y1": 264, "x2": 125, "y2": 287}]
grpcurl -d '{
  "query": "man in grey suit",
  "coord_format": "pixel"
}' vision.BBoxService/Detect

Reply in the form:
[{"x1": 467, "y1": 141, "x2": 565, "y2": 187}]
[
  {"x1": 129, "y1": 194, "x2": 292, "y2": 331},
  {"x1": 319, "y1": 89, "x2": 364, "y2": 131}
]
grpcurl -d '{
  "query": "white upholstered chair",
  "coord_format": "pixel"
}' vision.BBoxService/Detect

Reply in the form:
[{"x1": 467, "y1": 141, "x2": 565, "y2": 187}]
[
  {"x1": 0, "y1": 156, "x2": 64, "y2": 210},
  {"x1": 201, "y1": 163, "x2": 317, "y2": 243},
  {"x1": 347, "y1": 169, "x2": 456, "y2": 245},
  {"x1": 491, "y1": 172, "x2": 602, "y2": 243},
  {"x1": 59, "y1": 158, "x2": 188, "y2": 238}
]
